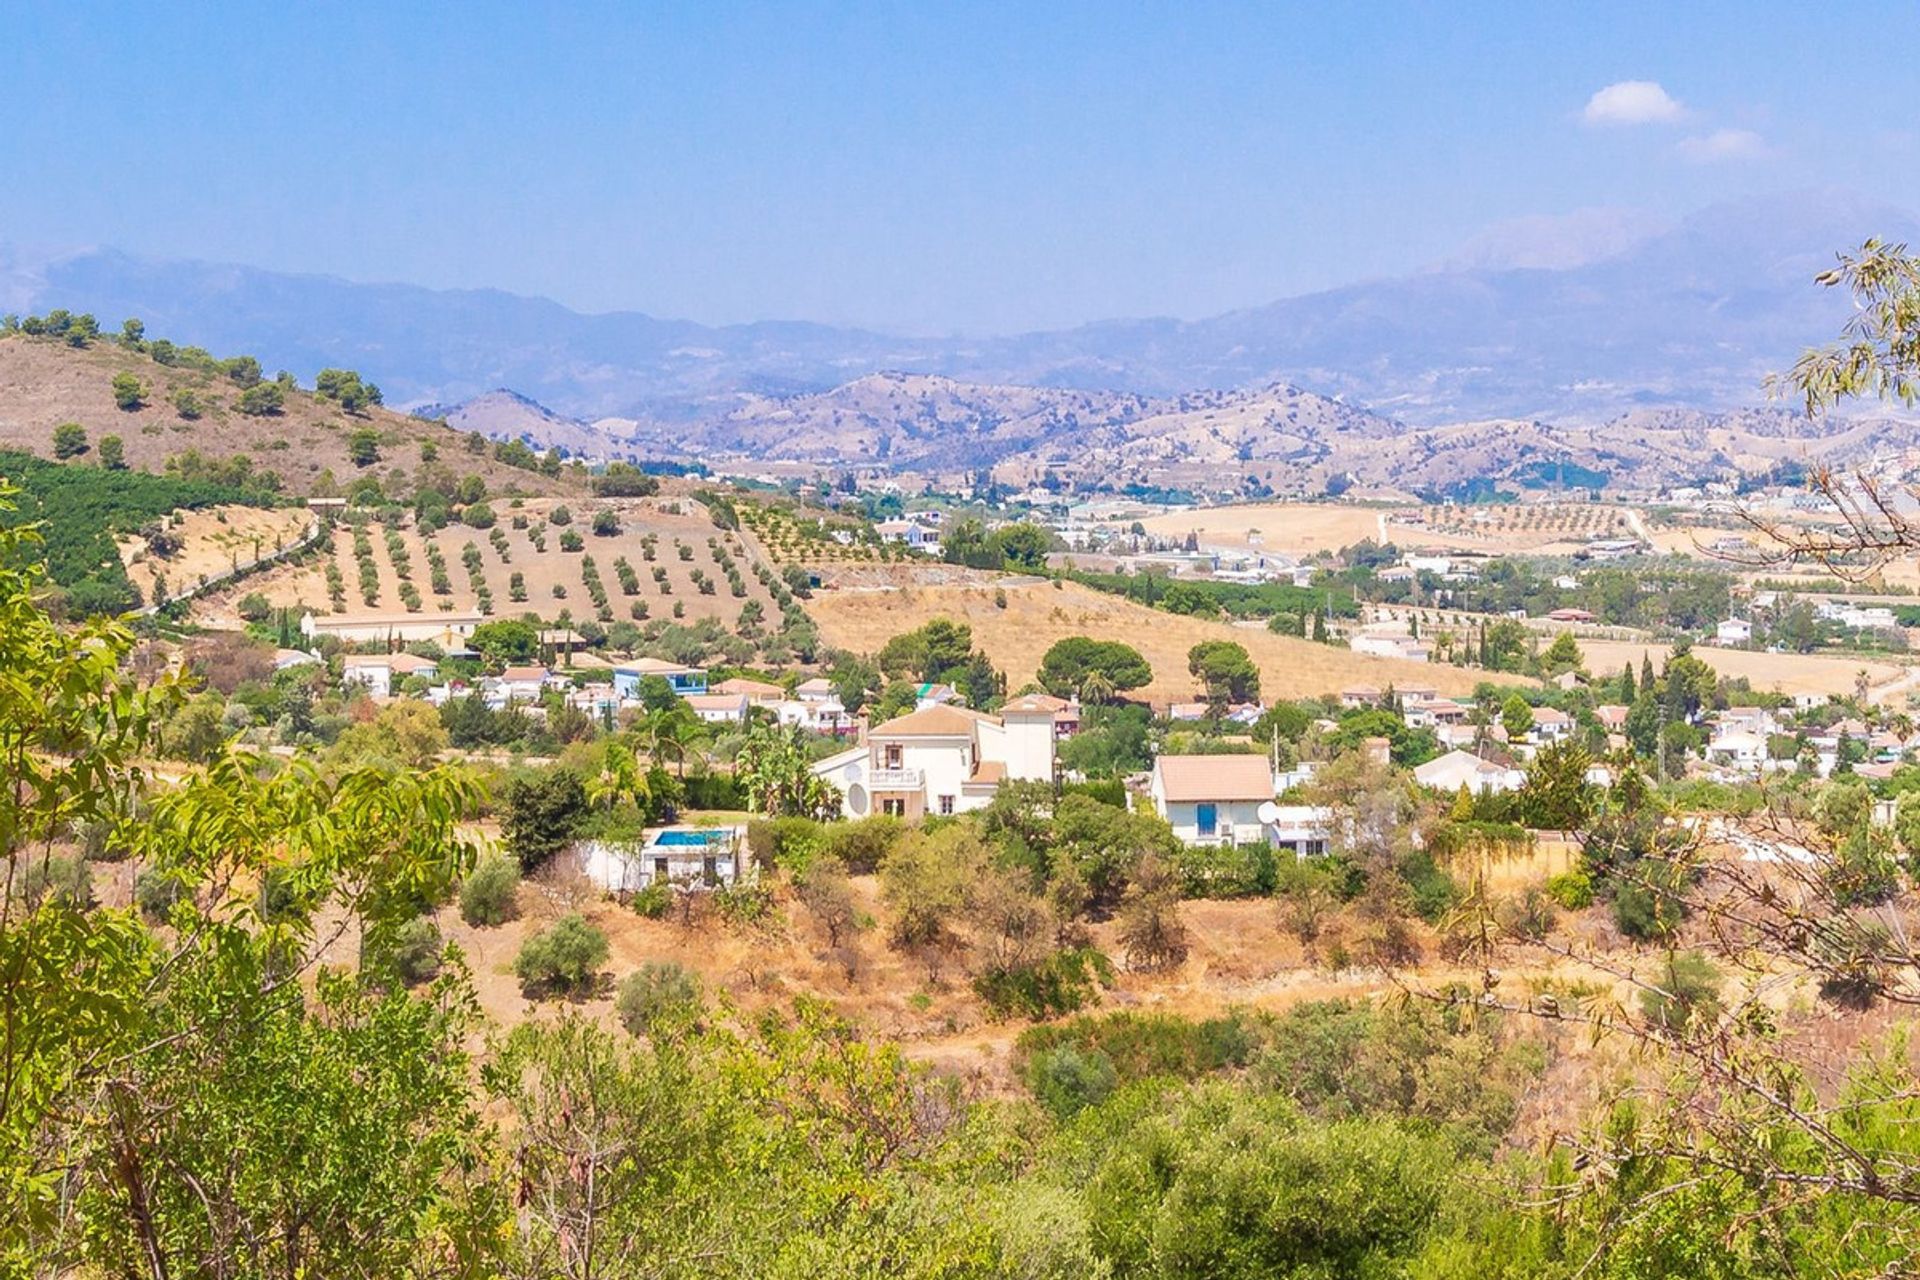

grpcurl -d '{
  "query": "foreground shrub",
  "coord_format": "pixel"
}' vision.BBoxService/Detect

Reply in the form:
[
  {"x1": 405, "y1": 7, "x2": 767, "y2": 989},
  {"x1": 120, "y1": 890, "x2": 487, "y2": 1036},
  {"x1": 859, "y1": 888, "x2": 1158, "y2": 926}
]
[
  {"x1": 1027, "y1": 1044, "x2": 1118, "y2": 1119},
  {"x1": 973, "y1": 946, "x2": 1113, "y2": 1020},
  {"x1": 615, "y1": 962, "x2": 703, "y2": 1036}
]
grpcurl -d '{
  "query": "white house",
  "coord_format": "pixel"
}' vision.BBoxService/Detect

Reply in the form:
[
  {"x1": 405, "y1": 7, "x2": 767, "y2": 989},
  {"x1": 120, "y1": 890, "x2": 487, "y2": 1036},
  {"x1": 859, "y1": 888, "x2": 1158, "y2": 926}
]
[
  {"x1": 796, "y1": 676, "x2": 838, "y2": 703},
  {"x1": 492, "y1": 664, "x2": 552, "y2": 707},
  {"x1": 302, "y1": 610, "x2": 484, "y2": 647},
  {"x1": 711, "y1": 677, "x2": 786, "y2": 707},
  {"x1": 809, "y1": 700, "x2": 1056, "y2": 820},
  {"x1": 1267, "y1": 804, "x2": 1334, "y2": 856},
  {"x1": 612, "y1": 657, "x2": 707, "y2": 699},
  {"x1": 1715, "y1": 618, "x2": 1753, "y2": 645},
  {"x1": 1148, "y1": 754, "x2": 1276, "y2": 847},
  {"x1": 683, "y1": 692, "x2": 749, "y2": 725},
  {"x1": 576, "y1": 827, "x2": 745, "y2": 893},
  {"x1": 1705, "y1": 730, "x2": 1767, "y2": 772},
  {"x1": 1414, "y1": 749, "x2": 1525, "y2": 795},
  {"x1": 341, "y1": 651, "x2": 438, "y2": 699},
  {"x1": 875, "y1": 519, "x2": 942, "y2": 554},
  {"x1": 1530, "y1": 706, "x2": 1574, "y2": 743}
]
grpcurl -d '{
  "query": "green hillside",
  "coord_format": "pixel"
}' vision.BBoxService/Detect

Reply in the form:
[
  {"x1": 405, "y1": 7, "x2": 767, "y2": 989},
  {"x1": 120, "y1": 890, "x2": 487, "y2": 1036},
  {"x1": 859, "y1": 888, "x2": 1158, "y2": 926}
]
[{"x1": 0, "y1": 449, "x2": 271, "y2": 613}]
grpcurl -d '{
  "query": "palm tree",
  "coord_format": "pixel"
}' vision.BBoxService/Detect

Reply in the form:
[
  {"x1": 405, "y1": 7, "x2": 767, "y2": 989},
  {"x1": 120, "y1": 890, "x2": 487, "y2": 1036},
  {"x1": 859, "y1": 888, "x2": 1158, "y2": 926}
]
[
  {"x1": 1079, "y1": 670, "x2": 1115, "y2": 706},
  {"x1": 586, "y1": 740, "x2": 648, "y2": 812},
  {"x1": 639, "y1": 706, "x2": 703, "y2": 779}
]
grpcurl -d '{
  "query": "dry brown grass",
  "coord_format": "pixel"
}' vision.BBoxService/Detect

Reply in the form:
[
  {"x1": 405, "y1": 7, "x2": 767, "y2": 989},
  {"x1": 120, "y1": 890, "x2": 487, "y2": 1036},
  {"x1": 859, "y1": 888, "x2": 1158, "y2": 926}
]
[
  {"x1": 1132, "y1": 502, "x2": 1386, "y2": 556},
  {"x1": 117, "y1": 504, "x2": 314, "y2": 604},
  {"x1": 808, "y1": 577, "x2": 1507, "y2": 703},
  {"x1": 0, "y1": 334, "x2": 579, "y2": 498},
  {"x1": 1579, "y1": 638, "x2": 1908, "y2": 699}
]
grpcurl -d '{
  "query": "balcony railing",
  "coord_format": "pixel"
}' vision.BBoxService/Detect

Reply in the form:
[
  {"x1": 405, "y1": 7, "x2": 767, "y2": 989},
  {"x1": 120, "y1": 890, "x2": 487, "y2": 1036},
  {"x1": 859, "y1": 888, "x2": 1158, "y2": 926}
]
[{"x1": 869, "y1": 767, "x2": 924, "y2": 790}]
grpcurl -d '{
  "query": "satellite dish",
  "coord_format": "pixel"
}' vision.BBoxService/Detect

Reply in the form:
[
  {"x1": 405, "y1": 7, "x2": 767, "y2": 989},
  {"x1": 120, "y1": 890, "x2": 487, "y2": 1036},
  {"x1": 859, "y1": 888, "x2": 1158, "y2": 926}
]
[{"x1": 1256, "y1": 801, "x2": 1282, "y2": 824}]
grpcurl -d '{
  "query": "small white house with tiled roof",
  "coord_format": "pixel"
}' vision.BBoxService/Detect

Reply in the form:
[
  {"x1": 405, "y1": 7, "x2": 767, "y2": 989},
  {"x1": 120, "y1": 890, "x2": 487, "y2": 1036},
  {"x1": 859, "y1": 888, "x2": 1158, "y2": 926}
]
[
  {"x1": 809, "y1": 699, "x2": 1056, "y2": 820},
  {"x1": 1148, "y1": 754, "x2": 1277, "y2": 847}
]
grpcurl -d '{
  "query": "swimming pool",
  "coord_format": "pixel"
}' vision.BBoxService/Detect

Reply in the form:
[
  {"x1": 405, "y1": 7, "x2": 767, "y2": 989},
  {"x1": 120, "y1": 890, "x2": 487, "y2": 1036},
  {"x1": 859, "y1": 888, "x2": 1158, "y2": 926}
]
[{"x1": 651, "y1": 829, "x2": 725, "y2": 847}]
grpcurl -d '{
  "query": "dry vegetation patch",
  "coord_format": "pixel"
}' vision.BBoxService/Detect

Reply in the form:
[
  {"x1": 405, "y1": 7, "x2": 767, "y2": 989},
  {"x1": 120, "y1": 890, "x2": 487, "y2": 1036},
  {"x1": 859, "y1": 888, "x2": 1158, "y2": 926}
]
[{"x1": 809, "y1": 576, "x2": 1504, "y2": 702}]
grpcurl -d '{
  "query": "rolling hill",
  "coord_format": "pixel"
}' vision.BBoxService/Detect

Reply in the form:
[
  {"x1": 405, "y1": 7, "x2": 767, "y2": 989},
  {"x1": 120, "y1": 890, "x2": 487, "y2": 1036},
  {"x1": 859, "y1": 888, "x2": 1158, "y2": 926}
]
[{"x1": 0, "y1": 332, "x2": 581, "y2": 499}]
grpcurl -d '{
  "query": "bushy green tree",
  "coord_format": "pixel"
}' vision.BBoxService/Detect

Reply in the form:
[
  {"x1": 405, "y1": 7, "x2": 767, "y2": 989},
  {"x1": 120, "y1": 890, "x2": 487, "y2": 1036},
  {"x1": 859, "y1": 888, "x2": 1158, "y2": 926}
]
[
  {"x1": 514, "y1": 913, "x2": 609, "y2": 994},
  {"x1": 459, "y1": 850, "x2": 522, "y2": 925},
  {"x1": 109, "y1": 371, "x2": 146, "y2": 410},
  {"x1": 50, "y1": 420, "x2": 87, "y2": 458}
]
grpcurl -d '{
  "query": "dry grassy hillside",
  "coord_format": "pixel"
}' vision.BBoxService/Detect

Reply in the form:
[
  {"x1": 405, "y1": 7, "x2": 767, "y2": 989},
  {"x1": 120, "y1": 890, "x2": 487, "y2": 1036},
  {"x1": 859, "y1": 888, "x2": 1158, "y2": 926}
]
[
  {"x1": 808, "y1": 577, "x2": 1507, "y2": 703},
  {"x1": 1579, "y1": 638, "x2": 1908, "y2": 701},
  {"x1": 0, "y1": 333, "x2": 577, "y2": 498}
]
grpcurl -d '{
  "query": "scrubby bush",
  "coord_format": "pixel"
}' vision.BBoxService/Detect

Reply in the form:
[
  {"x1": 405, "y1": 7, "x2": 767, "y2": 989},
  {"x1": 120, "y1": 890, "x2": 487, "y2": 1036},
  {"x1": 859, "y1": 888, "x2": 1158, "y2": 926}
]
[
  {"x1": 615, "y1": 961, "x2": 702, "y2": 1036},
  {"x1": 631, "y1": 880, "x2": 672, "y2": 919},
  {"x1": 20, "y1": 854, "x2": 93, "y2": 909},
  {"x1": 1640, "y1": 950, "x2": 1721, "y2": 1032},
  {"x1": 387, "y1": 917, "x2": 445, "y2": 986},
  {"x1": 1543, "y1": 868, "x2": 1594, "y2": 910},
  {"x1": 513, "y1": 913, "x2": 609, "y2": 995},
  {"x1": 134, "y1": 867, "x2": 189, "y2": 921},
  {"x1": 1025, "y1": 1044, "x2": 1118, "y2": 1120},
  {"x1": 459, "y1": 852, "x2": 521, "y2": 925}
]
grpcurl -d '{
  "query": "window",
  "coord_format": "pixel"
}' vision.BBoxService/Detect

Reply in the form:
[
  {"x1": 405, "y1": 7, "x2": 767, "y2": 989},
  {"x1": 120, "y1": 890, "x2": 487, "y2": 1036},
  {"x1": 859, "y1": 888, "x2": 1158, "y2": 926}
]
[
  {"x1": 938, "y1": 795, "x2": 955, "y2": 816},
  {"x1": 882, "y1": 798, "x2": 907, "y2": 818},
  {"x1": 652, "y1": 856, "x2": 669, "y2": 882},
  {"x1": 1195, "y1": 803, "x2": 1218, "y2": 837},
  {"x1": 884, "y1": 743, "x2": 902, "y2": 769},
  {"x1": 702, "y1": 855, "x2": 718, "y2": 885}
]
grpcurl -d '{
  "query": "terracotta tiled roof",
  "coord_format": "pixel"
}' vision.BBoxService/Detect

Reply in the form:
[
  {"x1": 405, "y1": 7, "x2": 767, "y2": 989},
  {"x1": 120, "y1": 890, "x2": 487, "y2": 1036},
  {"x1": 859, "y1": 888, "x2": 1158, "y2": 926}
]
[
  {"x1": 1154, "y1": 754, "x2": 1274, "y2": 803},
  {"x1": 871, "y1": 704, "x2": 996, "y2": 737},
  {"x1": 1002, "y1": 692, "x2": 1068, "y2": 714}
]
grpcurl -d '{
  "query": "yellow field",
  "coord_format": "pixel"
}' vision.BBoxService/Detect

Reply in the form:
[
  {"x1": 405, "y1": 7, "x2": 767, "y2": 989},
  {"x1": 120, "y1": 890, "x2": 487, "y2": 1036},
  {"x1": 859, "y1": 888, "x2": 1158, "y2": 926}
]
[
  {"x1": 118, "y1": 504, "x2": 315, "y2": 605},
  {"x1": 1579, "y1": 638, "x2": 1908, "y2": 700},
  {"x1": 808, "y1": 578, "x2": 1507, "y2": 703},
  {"x1": 1131, "y1": 502, "x2": 1387, "y2": 555}
]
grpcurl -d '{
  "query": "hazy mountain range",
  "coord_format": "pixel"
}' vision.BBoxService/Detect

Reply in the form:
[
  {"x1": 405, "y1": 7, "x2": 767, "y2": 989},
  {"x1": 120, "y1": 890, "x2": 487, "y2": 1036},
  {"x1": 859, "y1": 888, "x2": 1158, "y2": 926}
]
[{"x1": 1, "y1": 190, "x2": 1910, "y2": 432}]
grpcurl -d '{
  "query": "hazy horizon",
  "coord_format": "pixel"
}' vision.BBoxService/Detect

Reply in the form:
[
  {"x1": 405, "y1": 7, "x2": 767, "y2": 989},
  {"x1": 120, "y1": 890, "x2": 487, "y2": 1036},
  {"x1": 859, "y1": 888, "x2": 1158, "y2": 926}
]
[{"x1": 6, "y1": 3, "x2": 1916, "y2": 333}]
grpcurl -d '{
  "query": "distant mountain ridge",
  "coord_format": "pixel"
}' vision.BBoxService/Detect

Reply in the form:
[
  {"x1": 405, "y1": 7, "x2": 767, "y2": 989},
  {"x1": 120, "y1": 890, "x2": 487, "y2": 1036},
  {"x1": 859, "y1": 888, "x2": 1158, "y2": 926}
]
[{"x1": 2, "y1": 189, "x2": 1912, "y2": 428}]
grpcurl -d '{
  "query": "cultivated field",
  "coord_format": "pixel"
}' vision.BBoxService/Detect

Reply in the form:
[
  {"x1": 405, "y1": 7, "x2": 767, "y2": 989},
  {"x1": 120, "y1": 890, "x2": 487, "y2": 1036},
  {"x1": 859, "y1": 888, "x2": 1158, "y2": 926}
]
[
  {"x1": 807, "y1": 577, "x2": 1507, "y2": 703},
  {"x1": 1395, "y1": 502, "x2": 1638, "y2": 552},
  {"x1": 1130, "y1": 502, "x2": 1386, "y2": 556},
  {"x1": 1578, "y1": 638, "x2": 1910, "y2": 701},
  {"x1": 196, "y1": 496, "x2": 778, "y2": 631}
]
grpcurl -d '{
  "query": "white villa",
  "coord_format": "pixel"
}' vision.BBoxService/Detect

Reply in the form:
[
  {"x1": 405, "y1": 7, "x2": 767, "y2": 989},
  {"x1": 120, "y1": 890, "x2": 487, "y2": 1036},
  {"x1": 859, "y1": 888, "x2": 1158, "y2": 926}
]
[
  {"x1": 809, "y1": 695, "x2": 1058, "y2": 819},
  {"x1": 1148, "y1": 754, "x2": 1276, "y2": 847},
  {"x1": 341, "y1": 651, "x2": 439, "y2": 699},
  {"x1": 302, "y1": 610, "x2": 485, "y2": 647},
  {"x1": 1414, "y1": 749, "x2": 1525, "y2": 795}
]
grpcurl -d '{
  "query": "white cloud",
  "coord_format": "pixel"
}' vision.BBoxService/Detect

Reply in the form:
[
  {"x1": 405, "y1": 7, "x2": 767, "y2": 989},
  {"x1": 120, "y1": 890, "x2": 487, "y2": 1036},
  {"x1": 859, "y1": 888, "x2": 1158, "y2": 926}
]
[
  {"x1": 1675, "y1": 128, "x2": 1769, "y2": 163},
  {"x1": 1582, "y1": 80, "x2": 1685, "y2": 126}
]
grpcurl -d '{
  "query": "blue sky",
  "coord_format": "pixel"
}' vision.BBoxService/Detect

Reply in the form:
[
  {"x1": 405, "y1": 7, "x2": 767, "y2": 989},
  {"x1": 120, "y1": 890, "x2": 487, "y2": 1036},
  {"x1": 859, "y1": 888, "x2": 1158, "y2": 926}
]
[{"x1": 3, "y1": 2, "x2": 1915, "y2": 333}]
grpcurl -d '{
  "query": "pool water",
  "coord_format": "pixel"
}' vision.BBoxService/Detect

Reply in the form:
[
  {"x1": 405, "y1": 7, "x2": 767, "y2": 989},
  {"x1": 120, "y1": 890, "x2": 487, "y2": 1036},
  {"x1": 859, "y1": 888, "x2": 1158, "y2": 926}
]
[{"x1": 652, "y1": 829, "x2": 723, "y2": 847}]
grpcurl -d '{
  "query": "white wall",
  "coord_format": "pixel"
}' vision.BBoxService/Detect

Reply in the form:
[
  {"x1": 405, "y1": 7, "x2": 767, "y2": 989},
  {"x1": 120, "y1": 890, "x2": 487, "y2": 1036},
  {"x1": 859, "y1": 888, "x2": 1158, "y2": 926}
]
[{"x1": 998, "y1": 712, "x2": 1056, "y2": 782}]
